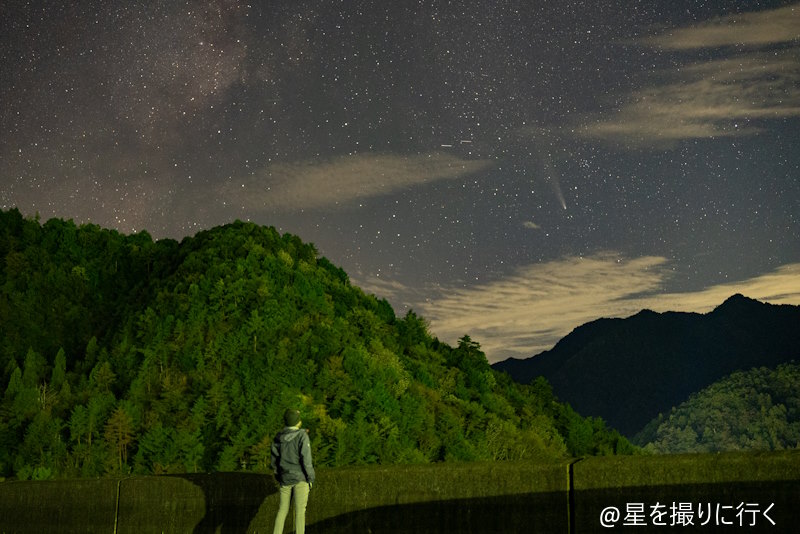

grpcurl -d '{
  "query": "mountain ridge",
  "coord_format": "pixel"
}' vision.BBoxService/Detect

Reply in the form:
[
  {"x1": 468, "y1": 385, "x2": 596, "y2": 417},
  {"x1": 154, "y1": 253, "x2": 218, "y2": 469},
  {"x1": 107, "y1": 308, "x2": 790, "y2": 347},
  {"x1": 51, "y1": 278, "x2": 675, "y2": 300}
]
[{"x1": 492, "y1": 294, "x2": 800, "y2": 436}]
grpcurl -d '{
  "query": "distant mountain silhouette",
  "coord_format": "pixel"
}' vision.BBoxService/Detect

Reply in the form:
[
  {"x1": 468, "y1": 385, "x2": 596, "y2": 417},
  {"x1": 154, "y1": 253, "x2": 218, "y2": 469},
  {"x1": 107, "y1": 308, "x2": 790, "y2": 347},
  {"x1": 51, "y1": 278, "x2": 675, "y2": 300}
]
[{"x1": 492, "y1": 295, "x2": 800, "y2": 436}]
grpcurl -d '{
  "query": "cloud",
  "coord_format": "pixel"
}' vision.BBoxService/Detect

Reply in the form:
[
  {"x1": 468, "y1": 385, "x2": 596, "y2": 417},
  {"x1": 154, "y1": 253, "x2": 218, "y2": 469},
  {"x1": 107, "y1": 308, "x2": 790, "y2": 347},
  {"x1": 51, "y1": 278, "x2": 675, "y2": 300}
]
[
  {"x1": 416, "y1": 254, "x2": 668, "y2": 361},
  {"x1": 582, "y1": 5, "x2": 800, "y2": 147},
  {"x1": 644, "y1": 4, "x2": 800, "y2": 50},
  {"x1": 222, "y1": 152, "x2": 494, "y2": 211},
  {"x1": 365, "y1": 256, "x2": 800, "y2": 363},
  {"x1": 645, "y1": 263, "x2": 800, "y2": 310}
]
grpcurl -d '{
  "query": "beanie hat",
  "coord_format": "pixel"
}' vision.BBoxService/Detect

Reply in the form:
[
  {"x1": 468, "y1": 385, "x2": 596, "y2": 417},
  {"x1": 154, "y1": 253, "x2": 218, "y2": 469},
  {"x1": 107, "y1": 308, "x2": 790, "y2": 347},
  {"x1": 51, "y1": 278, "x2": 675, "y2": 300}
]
[{"x1": 284, "y1": 408, "x2": 301, "y2": 427}]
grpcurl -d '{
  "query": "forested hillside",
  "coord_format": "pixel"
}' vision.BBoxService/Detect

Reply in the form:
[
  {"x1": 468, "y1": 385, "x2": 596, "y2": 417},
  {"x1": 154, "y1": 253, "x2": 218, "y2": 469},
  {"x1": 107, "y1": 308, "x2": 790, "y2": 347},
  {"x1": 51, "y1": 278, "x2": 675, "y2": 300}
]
[
  {"x1": 635, "y1": 362, "x2": 800, "y2": 453},
  {"x1": 0, "y1": 208, "x2": 634, "y2": 480}
]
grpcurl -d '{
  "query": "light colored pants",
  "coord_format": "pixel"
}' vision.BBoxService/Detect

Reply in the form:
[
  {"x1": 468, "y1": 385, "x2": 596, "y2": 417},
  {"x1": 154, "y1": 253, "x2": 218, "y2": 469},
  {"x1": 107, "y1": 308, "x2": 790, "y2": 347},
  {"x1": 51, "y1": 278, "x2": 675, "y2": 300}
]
[{"x1": 273, "y1": 481, "x2": 310, "y2": 534}]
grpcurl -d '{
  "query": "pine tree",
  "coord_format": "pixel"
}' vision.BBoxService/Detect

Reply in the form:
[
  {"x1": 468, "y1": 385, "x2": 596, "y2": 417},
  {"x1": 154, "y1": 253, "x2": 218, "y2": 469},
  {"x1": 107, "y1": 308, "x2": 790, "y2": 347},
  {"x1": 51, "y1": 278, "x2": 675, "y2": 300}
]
[{"x1": 104, "y1": 406, "x2": 134, "y2": 472}]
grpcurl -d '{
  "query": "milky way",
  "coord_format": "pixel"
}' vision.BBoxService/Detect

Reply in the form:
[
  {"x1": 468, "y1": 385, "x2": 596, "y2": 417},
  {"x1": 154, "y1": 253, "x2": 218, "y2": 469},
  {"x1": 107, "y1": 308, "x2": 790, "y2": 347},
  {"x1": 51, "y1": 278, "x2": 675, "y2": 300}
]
[{"x1": 2, "y1": 1, "x2": 799, "y2": 361}]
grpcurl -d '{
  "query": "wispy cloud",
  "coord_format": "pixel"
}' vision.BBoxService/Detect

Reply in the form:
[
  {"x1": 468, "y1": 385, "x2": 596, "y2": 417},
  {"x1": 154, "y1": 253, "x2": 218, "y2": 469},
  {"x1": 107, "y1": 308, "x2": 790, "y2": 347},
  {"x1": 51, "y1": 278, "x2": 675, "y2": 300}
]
[
  {"x1": 582, "y1": 4, "x2": 800, "y2": 147},
  {"x1": 418, "y1": 254, "x2": 669, "y2": 361},
  {"x1": 361, "y1": 256, "x2": 800, "y2": 363},
  {"x1": 221, "y1": 152, "x2": 494, "y2": 211},
  {"x1": 644, "y1": 4, "x2": 799, "y2": 49}
]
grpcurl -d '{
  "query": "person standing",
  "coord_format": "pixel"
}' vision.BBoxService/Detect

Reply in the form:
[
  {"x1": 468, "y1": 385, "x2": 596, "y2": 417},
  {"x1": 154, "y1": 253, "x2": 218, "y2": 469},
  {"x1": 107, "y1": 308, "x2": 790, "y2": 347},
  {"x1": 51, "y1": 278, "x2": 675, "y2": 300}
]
[{"x1": 271, "y1": 408, "x2": 315, "y2": 534}]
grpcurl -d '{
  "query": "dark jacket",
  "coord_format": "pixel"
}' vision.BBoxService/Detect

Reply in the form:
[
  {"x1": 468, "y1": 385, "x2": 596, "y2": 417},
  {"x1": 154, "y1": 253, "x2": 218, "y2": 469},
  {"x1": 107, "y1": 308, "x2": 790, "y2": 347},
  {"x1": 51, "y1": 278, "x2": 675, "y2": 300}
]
[{"x1": 271, "y1": 427, "x2": 315, "y2": 486}]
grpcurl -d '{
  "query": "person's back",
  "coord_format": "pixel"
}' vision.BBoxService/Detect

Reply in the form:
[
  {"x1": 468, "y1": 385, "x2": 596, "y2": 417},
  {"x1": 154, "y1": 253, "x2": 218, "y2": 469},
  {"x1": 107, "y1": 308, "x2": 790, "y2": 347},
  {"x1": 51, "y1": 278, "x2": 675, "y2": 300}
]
[
  {"x1": 271, "y1": 409, "x2": 315, "y2": 534},
  {"x1": 272, "y1": 426, "x2": 314, "y2": 485}
]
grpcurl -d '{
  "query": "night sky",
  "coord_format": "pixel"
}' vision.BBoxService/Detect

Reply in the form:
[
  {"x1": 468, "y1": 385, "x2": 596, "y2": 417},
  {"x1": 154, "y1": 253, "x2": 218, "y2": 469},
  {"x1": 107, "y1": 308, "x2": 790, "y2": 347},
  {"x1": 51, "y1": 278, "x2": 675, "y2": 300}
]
[{"x1": 2, "y1": 1, "x2": 799, "y2": 362}]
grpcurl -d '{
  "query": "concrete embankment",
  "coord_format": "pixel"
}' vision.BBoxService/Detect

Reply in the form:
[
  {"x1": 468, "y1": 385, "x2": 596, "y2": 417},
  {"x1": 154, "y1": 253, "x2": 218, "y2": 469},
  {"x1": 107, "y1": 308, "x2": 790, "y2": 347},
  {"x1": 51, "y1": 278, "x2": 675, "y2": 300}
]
[{"x1": 1, "y1": 451, "x2": 797, "y2": 533}]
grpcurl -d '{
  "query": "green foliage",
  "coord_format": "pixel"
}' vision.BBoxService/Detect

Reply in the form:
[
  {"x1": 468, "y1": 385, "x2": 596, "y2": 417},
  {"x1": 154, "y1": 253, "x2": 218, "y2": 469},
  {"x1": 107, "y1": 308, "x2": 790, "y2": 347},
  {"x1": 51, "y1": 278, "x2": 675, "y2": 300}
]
[
  {"x1": 0, "y1": 209, "x2": 635, "y2": 479},
  {"x1": 636, "y1": 362, "x2": 800, "y2": 453}
]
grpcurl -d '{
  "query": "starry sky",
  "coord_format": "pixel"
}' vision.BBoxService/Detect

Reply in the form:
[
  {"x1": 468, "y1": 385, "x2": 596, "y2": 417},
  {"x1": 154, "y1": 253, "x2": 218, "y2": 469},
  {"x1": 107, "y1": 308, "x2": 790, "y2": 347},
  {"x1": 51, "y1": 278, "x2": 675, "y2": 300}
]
[{"x1": 2, "y1": 1, "x2": 799, "y2": 362}]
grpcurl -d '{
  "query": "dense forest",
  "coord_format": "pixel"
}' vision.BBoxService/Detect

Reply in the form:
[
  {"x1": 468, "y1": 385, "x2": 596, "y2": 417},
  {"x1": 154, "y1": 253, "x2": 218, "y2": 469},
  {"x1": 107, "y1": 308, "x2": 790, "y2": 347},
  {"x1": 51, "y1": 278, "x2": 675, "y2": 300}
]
[
  {"x1": 635, "y1": 362, "x2": 800, "y2": 453},
  {"x1": 0, "y1": 208, "x2": 634, "y2": 480}
]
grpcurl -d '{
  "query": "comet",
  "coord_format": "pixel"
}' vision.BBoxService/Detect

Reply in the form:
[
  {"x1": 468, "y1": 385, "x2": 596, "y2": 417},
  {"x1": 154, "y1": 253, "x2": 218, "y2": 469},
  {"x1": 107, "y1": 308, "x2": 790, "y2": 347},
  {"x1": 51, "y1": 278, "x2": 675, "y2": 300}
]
[{"x1": 542, "y1": 156, "x2": 567, "y2": 210}]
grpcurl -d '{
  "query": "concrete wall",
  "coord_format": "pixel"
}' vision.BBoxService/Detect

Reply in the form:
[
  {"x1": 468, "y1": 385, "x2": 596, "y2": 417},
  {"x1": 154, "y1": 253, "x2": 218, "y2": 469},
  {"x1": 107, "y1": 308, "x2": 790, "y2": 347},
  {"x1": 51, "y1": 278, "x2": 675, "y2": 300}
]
[
  {"x1": 0, "y1": 477, "x2": 119, "y2": 533},
  {"x1": 571, "y1": 452, "x2": 800, "y2": 533},
  {"x1": 0, "y1": 452, "x2": 797, "y2": 533}
]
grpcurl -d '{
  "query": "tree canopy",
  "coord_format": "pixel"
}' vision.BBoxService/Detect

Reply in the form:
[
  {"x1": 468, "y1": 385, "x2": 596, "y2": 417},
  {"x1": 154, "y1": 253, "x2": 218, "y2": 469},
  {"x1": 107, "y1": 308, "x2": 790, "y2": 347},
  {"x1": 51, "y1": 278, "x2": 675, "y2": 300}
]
[
  {"x1": 636, "y1": 362, "x2": 800, "y2": 453},
  {"x1": 1, "y1": 208, "x2": 635, "y2": 480}
]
